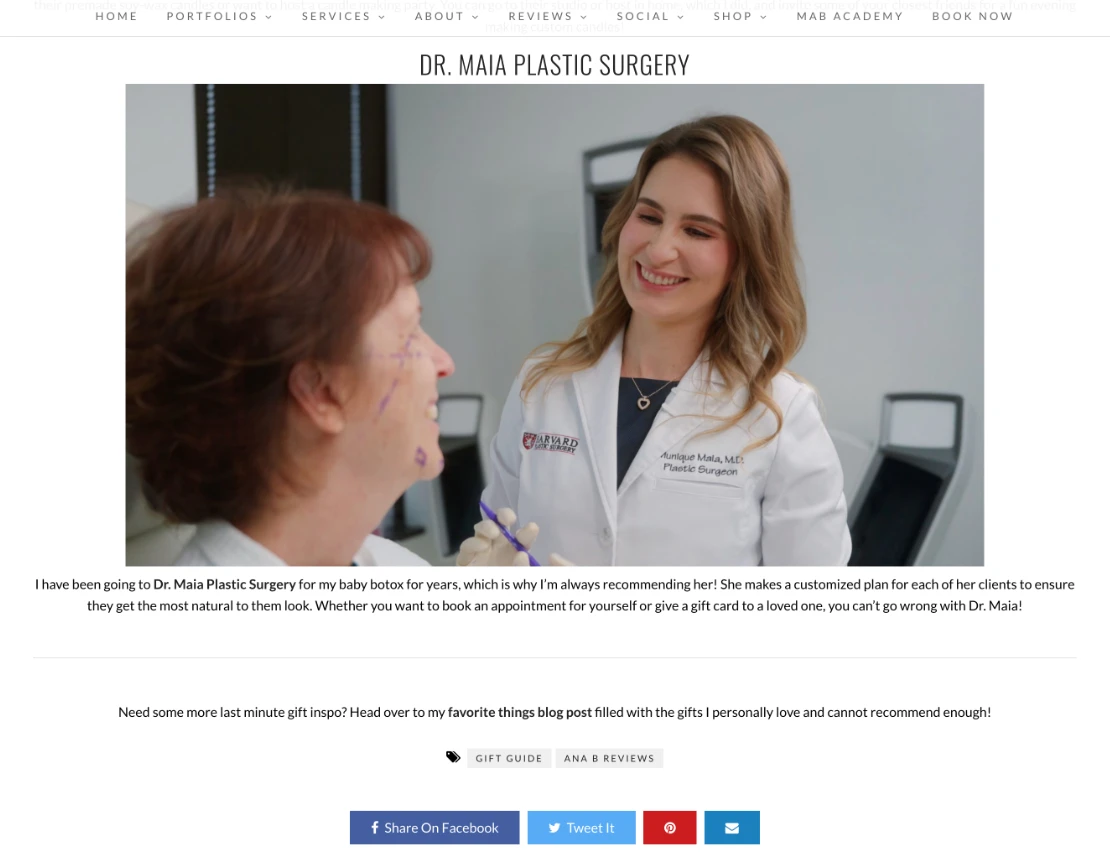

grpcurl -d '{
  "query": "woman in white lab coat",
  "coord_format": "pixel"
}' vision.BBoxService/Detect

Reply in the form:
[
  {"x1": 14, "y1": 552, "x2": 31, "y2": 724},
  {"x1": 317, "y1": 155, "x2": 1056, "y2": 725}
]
[
  {"x1": 126, "y1": 190, "x2": 454, "y2": 566},
  {"x1": 462, "y1": 115, "x2": 850, "y2": 567}
]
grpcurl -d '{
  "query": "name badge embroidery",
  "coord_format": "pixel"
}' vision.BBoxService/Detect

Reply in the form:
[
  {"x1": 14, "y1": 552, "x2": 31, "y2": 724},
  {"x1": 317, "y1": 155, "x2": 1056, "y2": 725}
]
[
  {"x1": 523, "y1": 431, "x2": 579, "y2": 456},
  {"x1": 660, "y1": 451, "x2": 744, "y2": 478}
]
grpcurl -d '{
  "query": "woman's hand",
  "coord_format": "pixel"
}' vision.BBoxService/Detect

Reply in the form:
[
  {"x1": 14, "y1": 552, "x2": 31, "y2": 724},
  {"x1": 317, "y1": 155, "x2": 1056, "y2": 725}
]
[{"x1": 455, "y1": 507, "x2": 574, "y2": 566}]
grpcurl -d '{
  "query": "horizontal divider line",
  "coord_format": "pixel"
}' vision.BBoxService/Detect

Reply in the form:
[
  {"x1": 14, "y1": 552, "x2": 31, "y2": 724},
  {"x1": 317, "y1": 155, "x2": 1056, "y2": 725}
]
[{"x1": 31, "y1": 656, "x2": 1078, "y2": 660}]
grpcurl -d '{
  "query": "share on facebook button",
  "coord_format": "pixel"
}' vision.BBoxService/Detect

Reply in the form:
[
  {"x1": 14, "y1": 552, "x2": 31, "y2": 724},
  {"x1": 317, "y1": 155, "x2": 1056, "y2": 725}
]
[
  {"x1": 554, "y1": 748, "x2": 663, "y2": 768},
  {"x1": 350, "y1": 811, "x2": 520, "y2": 845}
]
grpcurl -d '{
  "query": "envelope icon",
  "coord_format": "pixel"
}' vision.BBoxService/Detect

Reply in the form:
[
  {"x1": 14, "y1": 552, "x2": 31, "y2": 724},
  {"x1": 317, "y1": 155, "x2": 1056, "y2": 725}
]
[{"x1": 724, "y1": 823, "x2": 740, "y2": 835}]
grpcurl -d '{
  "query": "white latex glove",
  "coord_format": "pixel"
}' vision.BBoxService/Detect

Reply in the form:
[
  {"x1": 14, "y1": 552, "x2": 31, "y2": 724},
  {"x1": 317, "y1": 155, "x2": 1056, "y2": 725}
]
[{"x1": 455, "y1": 507, "x2": 575, "y2": 566}]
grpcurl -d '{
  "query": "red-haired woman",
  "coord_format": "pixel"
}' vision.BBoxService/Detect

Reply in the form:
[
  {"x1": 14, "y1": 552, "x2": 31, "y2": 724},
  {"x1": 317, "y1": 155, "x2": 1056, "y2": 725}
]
[{"x1": 127, "y1": 190, "x2": 454, "y2": 566}]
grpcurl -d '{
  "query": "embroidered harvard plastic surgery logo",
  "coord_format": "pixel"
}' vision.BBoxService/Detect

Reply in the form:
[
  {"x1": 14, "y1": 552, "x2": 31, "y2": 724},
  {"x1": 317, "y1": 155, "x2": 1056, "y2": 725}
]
[{"x1": 522, "y1": 431, "x2": 579, "y2": 455}]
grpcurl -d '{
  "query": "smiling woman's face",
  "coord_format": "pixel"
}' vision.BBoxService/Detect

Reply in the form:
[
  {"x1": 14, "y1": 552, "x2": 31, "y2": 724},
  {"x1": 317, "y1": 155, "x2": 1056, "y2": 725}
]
[{"x1": 617, "y1": 155, "x2": 736, "y2": 327}]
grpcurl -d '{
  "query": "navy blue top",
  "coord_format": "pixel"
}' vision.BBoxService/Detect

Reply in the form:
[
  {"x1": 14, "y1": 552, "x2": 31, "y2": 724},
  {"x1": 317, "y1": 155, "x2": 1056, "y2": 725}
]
[{"x1": 616, "y1": 377, "x2": 679, "y2": 488}]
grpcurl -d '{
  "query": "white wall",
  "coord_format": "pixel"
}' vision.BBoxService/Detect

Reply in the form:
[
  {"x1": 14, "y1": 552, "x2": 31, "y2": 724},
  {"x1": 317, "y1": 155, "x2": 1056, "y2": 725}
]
[
  {"x1": 391, "y1": 85, "x2": 984, "y2": 566},
  {"x1": 126, "y1": 84, "x2": 197, "y2": 209}
]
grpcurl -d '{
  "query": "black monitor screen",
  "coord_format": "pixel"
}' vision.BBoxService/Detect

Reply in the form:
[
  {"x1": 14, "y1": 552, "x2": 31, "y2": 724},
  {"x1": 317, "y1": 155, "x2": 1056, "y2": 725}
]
[
  {"x1": 439, "y1": 441, "x2": 486, "y2": 555},
  {"x1": 593, "y1": 188, "x2": 625, "y2": 251},
  {"x1": 849, "y1": 456, "x2": 944, "y2": 566}
]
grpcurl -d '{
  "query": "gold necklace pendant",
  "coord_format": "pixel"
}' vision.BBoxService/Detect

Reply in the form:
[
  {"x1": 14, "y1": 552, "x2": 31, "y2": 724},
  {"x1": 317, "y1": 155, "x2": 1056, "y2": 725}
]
[{"x1": 631, "y1": 378, "x2": 673, "y2": 411}]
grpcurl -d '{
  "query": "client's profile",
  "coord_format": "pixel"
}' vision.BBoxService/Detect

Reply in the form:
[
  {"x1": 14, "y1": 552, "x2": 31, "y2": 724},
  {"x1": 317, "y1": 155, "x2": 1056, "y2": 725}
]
[{"x1": 126, "y1": 189, "x2": 454, "y2": 566}]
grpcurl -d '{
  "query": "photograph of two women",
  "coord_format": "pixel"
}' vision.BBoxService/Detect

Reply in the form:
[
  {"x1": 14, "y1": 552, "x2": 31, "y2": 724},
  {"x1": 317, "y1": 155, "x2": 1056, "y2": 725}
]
[{"x1": 125, "y1": 84, "x2": 984, "y2": 567}]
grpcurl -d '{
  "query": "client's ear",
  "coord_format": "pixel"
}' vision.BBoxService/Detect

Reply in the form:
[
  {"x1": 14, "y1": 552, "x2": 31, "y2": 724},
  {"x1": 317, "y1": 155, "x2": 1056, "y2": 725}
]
[{"x1": 288, "y1": 361, "x2": 346, "y2": 435}]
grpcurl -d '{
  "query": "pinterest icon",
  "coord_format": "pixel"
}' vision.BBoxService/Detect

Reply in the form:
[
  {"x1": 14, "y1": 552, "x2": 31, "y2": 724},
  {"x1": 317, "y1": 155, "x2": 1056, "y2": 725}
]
[{"x1": 644, "y1": 811, "x2": 696, "y2": 845}]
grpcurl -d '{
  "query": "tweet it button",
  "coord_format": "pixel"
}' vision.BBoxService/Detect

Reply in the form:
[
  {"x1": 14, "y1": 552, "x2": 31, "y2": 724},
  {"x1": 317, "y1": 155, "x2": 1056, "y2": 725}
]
[
  {"x1": 527, "y1": 811, "x2": 636, "y2": 844},
  {"x1": 704, "y1": 811, "x2": 760, "y2": 845}
]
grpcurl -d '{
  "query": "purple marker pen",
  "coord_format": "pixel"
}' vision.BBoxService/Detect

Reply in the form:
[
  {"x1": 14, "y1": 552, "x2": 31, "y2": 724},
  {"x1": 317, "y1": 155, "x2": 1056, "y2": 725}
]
[{"x1": 479, "y1": 501, "x2": 541, "y2": 567}]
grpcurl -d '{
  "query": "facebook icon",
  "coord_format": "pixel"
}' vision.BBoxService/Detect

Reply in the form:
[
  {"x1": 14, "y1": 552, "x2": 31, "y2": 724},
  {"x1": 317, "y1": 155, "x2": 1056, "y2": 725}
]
[{"x1": 371, "y1": 821, "x2": 379, "y2": 835}]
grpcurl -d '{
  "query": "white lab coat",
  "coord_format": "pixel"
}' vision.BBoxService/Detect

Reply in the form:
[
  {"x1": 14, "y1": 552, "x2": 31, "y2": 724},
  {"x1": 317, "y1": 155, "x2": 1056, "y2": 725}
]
[
  {"x1": 482, "y1": 332, "x2": 851, "y2": 566},
  {"x1": 174, "y1": 521, "x2": 429, "y2": 566}
]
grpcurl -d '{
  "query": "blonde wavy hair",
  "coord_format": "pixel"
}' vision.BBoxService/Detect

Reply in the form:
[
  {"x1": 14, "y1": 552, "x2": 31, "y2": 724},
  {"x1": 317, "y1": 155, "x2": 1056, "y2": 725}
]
[{"x1": 522, "y1": 115, "x2": 806, "y2": 452}]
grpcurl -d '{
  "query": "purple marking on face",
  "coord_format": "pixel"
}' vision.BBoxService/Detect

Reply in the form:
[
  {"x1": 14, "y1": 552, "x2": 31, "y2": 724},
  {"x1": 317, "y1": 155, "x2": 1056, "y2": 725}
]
[
  {"x1": 377, "y1": 378, "x2": 400, "y2": 417},
  {"x1": 415, "y1": 446, "x2": 427, "y2": 467}
]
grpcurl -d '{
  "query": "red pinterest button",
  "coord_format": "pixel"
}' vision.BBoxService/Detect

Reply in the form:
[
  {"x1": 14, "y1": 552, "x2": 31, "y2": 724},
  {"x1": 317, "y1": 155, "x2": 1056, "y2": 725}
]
[{"x1": 643, "y1": 810, "x2": 697, "y2": 845}]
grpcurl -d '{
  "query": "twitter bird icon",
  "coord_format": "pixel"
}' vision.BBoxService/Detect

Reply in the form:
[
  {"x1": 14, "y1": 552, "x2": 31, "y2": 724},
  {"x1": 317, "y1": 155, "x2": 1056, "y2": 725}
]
[{"x1": 548, "y1": 823, "x2": 560, "y2": 833}]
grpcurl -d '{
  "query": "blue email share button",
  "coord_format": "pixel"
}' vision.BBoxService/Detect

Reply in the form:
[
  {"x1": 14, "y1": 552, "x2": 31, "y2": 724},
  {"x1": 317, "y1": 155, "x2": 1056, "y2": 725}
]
[
  {"x1": 704, "y1": 811, "x2": 760, "y2": 844},
  {"x1": 527, "y1": 811, "x2": 636, "y2": 844},
  {"x1": 350, "y1": 811, "x2": 519, "y2": 845}
]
